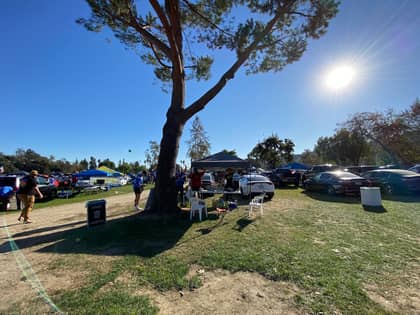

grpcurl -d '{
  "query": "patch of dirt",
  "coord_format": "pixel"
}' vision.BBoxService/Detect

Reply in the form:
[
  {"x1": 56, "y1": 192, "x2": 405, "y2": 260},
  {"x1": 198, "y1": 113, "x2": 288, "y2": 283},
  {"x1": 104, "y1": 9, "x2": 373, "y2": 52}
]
[
  {"x1": 364, "y1": 263, "x2": 420, "y2": 315},
  {"x1": 0, "y1": 191, "x2": 148, "y2": 313},
  {"x1": 133, "y1": 267, "x2": 302, "y2": 315}
]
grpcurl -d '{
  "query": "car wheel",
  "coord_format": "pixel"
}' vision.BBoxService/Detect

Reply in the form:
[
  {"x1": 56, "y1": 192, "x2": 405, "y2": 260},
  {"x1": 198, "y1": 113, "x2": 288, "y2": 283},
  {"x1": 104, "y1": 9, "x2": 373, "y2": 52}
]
[
  {"x1": 327, "y1": 185, "x2": 336, "y2": 195},
  {"x1": 384, "y1": 184, "x2": 393, "y2": 195}
]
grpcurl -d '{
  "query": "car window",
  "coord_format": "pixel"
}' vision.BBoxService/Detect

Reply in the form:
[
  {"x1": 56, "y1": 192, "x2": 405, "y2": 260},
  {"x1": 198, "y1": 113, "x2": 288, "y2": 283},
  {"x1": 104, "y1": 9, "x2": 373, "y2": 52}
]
[
  {"x1": 320, "y1": 173, "x2": 331, "y2": 181},
  {"x1": 37, "y1": 177, "x2": 48, "y2": 185},
  {"x1": 313, "y1": 173, "x2": 322, "y2": 180},
  {"x1": 249, "y1": 175, "x2": 269, "y2": 182}
]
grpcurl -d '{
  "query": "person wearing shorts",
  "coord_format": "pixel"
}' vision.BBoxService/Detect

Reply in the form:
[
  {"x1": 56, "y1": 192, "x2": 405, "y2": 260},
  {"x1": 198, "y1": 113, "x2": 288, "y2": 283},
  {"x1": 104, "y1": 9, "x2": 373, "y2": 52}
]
[{"x1": 132, "y1": 171, "x2": 145, "y2": 210}]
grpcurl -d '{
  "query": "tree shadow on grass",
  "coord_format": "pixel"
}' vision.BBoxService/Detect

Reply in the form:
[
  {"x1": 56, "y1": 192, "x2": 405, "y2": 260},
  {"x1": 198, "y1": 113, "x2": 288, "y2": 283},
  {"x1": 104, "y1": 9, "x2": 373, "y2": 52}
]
[
  {"x1": 301, "y1": 191, "x2": 361, "y2": 204},
  {"x1": 381, "y1": 194, "x2": 420, "y2": 203},
  {"x1": 0, "y1": 212, "x2": 192, "y2": 258}
]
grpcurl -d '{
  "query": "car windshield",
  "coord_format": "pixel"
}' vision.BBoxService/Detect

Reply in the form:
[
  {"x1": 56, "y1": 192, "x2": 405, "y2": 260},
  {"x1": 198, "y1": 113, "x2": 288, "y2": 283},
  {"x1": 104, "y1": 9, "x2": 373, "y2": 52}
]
[
  {"x1": 333, "y1": 171, "x2": 360, "y2": 179},
  {"x1": 248, "y1": 175, "x2": 269, "y2": 182}
]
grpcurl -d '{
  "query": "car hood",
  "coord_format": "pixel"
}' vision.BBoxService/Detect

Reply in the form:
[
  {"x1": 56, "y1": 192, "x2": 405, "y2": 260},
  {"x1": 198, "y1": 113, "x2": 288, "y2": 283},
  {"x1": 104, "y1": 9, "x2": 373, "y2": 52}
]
[{"x1": 339, "y1": 176, "x2": 365, "y2": 180}]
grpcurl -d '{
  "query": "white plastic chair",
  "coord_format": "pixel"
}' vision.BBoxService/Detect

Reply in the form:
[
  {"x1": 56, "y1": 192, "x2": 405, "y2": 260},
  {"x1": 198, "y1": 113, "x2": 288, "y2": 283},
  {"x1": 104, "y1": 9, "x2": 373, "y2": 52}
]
[
  {"x1": 189, "y1": 197, "x2": 208, "y2": 221},
  {"x1": 248, "y1": 194, "x2": 265, "y2": 217}
]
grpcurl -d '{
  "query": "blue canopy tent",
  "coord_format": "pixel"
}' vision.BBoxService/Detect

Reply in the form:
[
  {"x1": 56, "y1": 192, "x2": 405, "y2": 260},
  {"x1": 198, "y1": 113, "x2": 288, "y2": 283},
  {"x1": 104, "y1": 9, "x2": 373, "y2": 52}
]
[{"x1": 74, "y1": 169, "x2": 112, "y2": 178}]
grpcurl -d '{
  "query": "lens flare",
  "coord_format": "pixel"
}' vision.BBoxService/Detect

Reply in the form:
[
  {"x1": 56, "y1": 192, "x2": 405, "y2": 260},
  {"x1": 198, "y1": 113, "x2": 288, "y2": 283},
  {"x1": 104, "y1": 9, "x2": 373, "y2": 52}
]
[{"x1": 325, "y1": 66, "x2": 355, "y2": 89}]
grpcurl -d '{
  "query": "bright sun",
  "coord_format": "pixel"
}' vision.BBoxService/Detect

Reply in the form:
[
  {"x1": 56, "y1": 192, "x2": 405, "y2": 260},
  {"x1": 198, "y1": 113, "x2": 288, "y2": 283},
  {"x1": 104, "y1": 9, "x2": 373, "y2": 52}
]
[{"x1": 325, "y1": 65, "x2": 355, "y2": 90}]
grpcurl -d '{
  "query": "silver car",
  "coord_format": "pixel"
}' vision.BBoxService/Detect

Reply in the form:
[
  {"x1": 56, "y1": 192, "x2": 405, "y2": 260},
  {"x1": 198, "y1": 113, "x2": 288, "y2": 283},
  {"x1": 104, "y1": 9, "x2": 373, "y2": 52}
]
[{"x1": 239, "y1": 175, "x2": 275, "y2": 200}]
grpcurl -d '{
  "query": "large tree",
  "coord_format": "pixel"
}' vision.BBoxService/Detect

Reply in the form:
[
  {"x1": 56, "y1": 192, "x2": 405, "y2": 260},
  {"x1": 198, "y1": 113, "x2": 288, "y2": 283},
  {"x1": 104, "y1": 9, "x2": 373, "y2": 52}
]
[
  {"x1": 78, "y1": 0, "x2": 339, "y2": 214},
  {"x1": 343, "y1": 100, "x2": 420, "y2": 165},
  {"x1": 248, "y1": 135, "x2": 294, "y2": 169},
  {"x1": 313, "y1": 129, "x2": 370, "y2": 165},
  {"x1": 186, "y1": 116, "x2": 211, "y2": 161}
]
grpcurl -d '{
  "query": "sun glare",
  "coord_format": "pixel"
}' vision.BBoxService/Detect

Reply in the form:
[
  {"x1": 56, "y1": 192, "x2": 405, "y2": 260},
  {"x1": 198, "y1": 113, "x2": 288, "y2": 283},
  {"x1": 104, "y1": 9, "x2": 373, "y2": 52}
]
[{"x1": 325, "y1": 65, "x2": 355, "y2": 90}]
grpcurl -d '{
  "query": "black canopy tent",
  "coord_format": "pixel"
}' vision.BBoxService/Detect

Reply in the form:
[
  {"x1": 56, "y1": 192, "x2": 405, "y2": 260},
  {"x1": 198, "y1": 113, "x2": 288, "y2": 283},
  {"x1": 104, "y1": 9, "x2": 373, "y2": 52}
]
[{"x1": 191, "y1": 151, "x2": 251, "y2": 171}]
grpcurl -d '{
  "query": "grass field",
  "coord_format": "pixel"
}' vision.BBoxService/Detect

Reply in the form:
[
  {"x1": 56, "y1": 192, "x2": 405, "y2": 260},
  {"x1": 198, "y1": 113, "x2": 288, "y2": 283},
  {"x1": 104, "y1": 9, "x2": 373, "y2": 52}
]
[{"x1": 6, "y1": 188, "x2": 420, "y2": 314}]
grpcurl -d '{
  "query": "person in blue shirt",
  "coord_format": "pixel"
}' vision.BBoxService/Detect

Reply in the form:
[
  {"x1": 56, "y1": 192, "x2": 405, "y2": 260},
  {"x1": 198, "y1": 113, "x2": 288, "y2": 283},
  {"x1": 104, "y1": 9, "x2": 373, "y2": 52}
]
[
  {"x1": 175, "y1": 171, "x2": 186, "y2": 206},
  {"x1": 132, "y1": 171, "x2": 146, "y2": 210}
]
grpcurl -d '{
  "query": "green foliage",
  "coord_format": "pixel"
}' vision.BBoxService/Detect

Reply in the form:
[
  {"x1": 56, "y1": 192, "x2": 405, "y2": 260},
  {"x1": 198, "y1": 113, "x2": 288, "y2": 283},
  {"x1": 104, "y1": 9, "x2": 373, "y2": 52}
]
[
  {"x1": 144, "y1": 140, "x2": 160, "y2": 169},
  {"x1": 220, "y1": 149, "x2": 237, "y2": 156},
  {"x1": 0, "y1": 149, "x2": 145, "y2": 175},
  {"x1": 298, "y1": 149, "x2": 320, "y2": 165},
  {"x1": 186, "y1": 116, "x2": 211, "y2": 161},
  {"x1": 314, "y1": 129, "x2": 370, "y2": 165},
  {"x1": 248, "y1": 134, "x2": 294, "y2": 169},
  {"x1": 89, "y1": 156, "x2": 97, "y2": 169},
  {"x1": 98, "y1": 158, "x2": 117, "y2": 169},
  {"x1": 342, "y1": 99, "x2": 420, "y2": 165},
  {"x1": 78, "y1": 0, "x2": 339, "y2": 83}
]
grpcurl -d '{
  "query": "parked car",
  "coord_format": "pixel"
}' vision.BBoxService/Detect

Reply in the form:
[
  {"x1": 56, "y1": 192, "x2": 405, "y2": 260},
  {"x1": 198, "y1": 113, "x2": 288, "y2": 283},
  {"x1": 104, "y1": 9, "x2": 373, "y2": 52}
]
[
  {"x1": 301, "y1": 164, "x2": 342, "y2": 183},
  {"x1": 344, "y1": 165, "x2": 379, "y2": 176},
  {"x1": 267, "y1": 168, "x2": 300, "y2": 187},
  {"x1": 362, "y1": 169, "x2": 420, "y2": 195},
  {"x1": 303, "y1": 171, "x2": 368, "y2": 195},
  {"x1": 201, "y1": 173, "x2": 217, "y2": 190},
  {"x1": 408, "y1": 164, "x2": 420, "y2": 173},
  {"x1": 0, "y1": 175, "x2": 22, "y2": 193},
  {"x1": 36, "y1": 176, "x2": 58, "y2": 200},
  {"x1": 239, "y1": 174, "x2": 275, "y2": 200}
]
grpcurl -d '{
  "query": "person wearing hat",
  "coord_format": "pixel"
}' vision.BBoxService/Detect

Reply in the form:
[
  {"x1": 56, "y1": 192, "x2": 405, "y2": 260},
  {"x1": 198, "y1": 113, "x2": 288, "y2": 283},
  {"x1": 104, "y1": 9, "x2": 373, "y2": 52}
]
[{"x1": 17, "y1": 170, "x2": 43, "y2": 223}]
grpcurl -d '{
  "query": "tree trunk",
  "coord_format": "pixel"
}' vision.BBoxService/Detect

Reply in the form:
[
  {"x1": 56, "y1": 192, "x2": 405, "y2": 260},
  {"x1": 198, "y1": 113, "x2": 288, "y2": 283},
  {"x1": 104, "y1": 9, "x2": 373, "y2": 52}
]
[{"x1": 151, "y1": 113, "x2": 185, "y2": 214}]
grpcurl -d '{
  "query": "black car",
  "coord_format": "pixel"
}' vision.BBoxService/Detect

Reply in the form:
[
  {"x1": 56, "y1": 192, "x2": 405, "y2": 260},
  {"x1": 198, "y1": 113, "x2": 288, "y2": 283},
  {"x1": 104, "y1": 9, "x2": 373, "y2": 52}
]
[
  {"x1": 267, "y1": 168, "x2": 300, "y2": 187},
  {"x1": 36, "y1": 176, "x2": 58, "y2": 200},
  {"x1": 301, "y1": 164, "x2": 342, "y2": 183},
  {"x1": 362, "y1": 169, "x2": 420, "y2": 195},
  {"x1": 408, "y1": 164, "x2": 420, "y2": 174},
  {"x1": 303, "y1": 171, "x2": 368, "y2": 195},
  {"x1": 344, "y1": 165, "x2": 379, "y2": 176}
]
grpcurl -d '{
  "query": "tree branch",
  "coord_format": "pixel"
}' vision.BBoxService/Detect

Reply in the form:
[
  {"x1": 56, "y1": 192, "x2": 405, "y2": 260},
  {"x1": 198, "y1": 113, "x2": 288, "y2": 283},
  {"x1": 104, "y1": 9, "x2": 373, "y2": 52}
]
[
  {"x1": 102, "y1": 4, "x2": 173, "y2": 60},
  {"x1": 181, "y1": 5, "x2": 290, "y2": 122},
  {"x1": 182, "y1": 0, "x2": 235, "y2": 37}
]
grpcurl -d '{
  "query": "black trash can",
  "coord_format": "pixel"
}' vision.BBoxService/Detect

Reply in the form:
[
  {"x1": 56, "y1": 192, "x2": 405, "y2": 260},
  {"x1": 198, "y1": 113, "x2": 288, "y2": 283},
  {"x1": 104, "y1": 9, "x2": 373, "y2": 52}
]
[{"x1": 86, "y1": 199, "x2": 106, "y2": 227}]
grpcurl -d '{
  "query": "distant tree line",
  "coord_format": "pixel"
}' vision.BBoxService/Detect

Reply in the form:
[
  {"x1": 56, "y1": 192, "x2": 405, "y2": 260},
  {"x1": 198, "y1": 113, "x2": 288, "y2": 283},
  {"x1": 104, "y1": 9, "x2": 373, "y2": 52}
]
[
  {"x1": 299, "y1": 99, "x2": 420, "y2": 167},
  {"x1": 2, "y1": 100, "x2": 417, "y2": 174},
  {"x1": 0, "y1": 149, "x2": 145, "y2": 175}
]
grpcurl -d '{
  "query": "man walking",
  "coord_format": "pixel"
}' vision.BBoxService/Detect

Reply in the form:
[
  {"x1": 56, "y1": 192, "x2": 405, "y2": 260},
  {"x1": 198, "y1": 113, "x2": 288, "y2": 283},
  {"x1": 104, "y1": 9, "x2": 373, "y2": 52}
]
[{"x1": 17, "y1": 170, "x2": 43, "y2": 224}]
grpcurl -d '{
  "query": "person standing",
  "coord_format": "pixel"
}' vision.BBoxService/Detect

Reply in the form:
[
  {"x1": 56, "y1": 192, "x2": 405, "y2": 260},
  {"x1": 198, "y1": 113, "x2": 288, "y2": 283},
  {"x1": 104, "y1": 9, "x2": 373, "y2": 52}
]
[
  {"x1": 132, "y1": 171, "x2": 145, "y2": 210},
  {"x1": 189, "y1": 168, "x2": 204, "y2": 194},
  {"x1": 175, "y1": 171, "x2": 186, "y2": 206},
  {"x1": 17, "y1": 170, "x2": 43, "y2": 224}
]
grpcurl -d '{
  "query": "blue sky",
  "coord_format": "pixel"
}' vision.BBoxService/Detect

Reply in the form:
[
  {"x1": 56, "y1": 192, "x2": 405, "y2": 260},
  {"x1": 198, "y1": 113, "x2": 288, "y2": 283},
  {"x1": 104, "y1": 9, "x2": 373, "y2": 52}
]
[{"x1": 2, "y1": 0, "x2": 420, "y2": 165}]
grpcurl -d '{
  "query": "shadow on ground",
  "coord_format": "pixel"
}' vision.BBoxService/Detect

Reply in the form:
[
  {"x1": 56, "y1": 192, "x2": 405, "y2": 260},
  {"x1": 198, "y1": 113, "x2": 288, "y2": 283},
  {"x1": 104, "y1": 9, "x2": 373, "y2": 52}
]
[
  {"x1": 1, "y1": 212, "x2": 194, "y2": 258},
  {"x1": 301, "y1": 191, "x2": 361, "y2": 204},
  {"x1": 362, "y1": 205, "x2": 387, "y2": 213}
]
